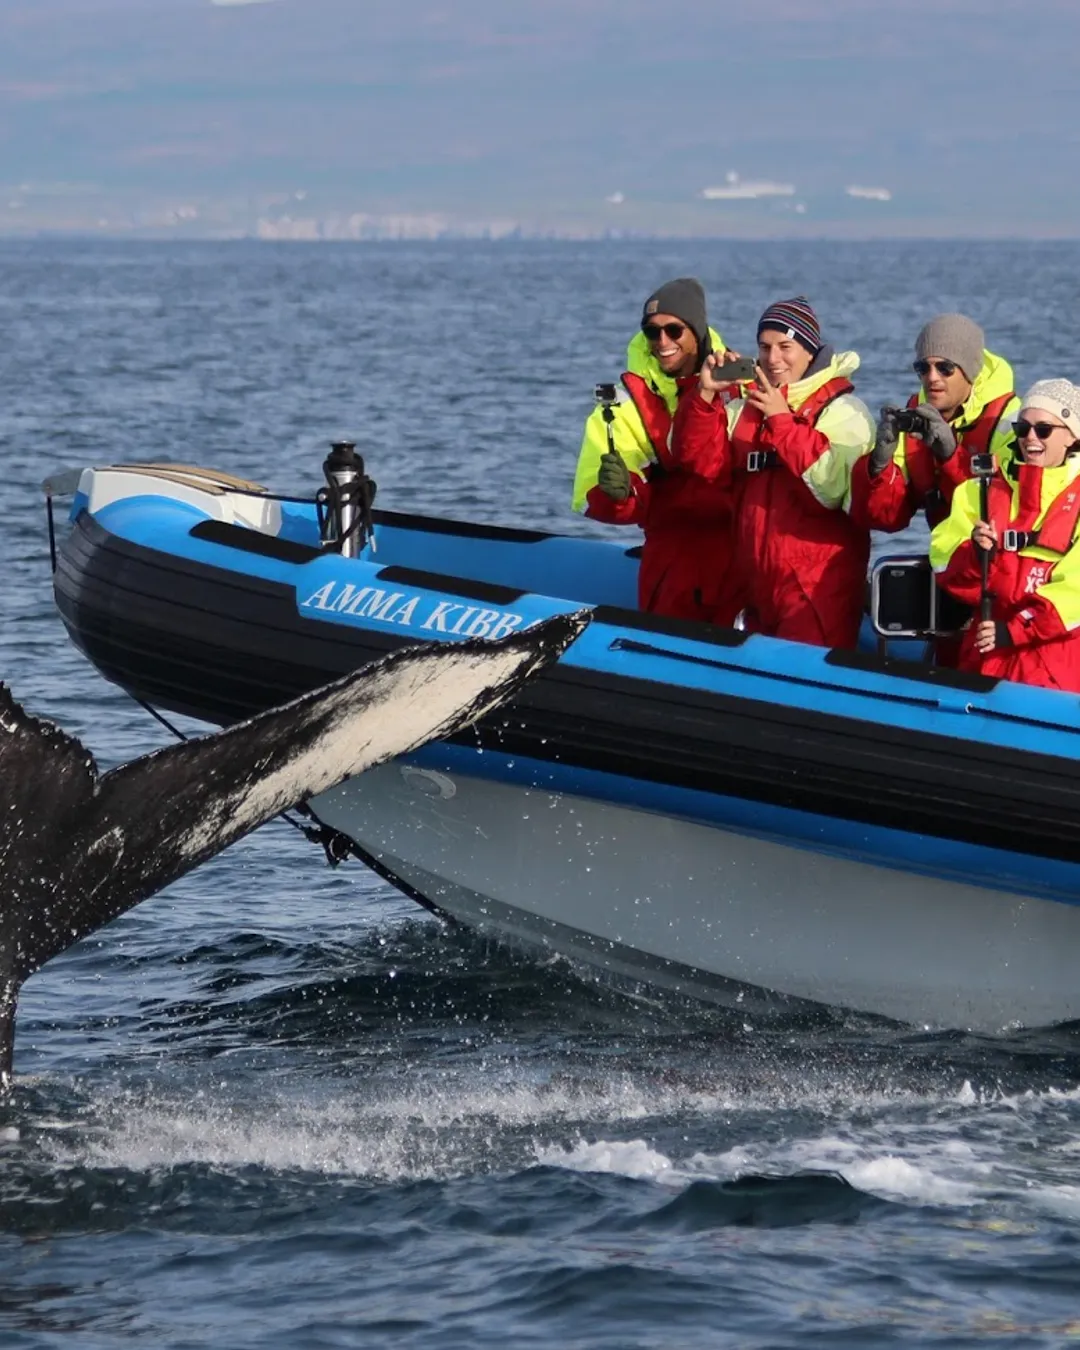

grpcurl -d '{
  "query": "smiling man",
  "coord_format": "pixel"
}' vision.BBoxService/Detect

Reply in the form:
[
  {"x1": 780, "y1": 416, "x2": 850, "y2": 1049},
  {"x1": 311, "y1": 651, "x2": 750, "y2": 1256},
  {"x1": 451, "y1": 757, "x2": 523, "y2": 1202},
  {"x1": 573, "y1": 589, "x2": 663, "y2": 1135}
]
[
  {"x1": 850, "y1": 313, "x2": 1019, "y2": 534},
  {"x1": 571, "y1": 278, "x2": 740, "y2": 624}
]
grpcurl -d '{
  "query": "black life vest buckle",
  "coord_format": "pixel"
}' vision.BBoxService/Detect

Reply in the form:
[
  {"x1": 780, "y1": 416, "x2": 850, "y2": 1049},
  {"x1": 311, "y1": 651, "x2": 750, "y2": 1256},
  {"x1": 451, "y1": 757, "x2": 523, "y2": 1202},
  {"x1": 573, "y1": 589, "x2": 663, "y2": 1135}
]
[
  {"x1": 1003, "y1": 528, "x2": 1035, "y2": 552},
  {"x1": 746, "y1": 449, "x2": 778, "y2": 473}
]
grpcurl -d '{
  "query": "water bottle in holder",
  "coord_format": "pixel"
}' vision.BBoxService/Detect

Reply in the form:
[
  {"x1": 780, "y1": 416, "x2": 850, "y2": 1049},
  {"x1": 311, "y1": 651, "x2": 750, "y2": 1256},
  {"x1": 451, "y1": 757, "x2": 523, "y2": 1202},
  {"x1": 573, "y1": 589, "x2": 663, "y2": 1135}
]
[{"x1": 317, "y1": 441, "x2": 377, "y2": 557}]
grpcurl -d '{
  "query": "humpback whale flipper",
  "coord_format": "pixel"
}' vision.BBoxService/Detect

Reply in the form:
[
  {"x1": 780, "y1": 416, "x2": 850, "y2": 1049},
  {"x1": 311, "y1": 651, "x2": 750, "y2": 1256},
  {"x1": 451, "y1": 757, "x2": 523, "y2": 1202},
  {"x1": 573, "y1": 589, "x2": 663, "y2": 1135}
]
[{"x1": 0, "y1": 611, "x2": 588, "y2": 1086}]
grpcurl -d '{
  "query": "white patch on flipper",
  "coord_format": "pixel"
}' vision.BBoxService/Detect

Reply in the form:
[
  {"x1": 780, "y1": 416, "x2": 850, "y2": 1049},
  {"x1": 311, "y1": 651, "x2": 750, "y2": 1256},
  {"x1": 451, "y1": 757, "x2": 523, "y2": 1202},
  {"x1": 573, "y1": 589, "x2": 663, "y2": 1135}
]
[{"x1": 175, "y1": 639, "x2": 552, "y2": 857}]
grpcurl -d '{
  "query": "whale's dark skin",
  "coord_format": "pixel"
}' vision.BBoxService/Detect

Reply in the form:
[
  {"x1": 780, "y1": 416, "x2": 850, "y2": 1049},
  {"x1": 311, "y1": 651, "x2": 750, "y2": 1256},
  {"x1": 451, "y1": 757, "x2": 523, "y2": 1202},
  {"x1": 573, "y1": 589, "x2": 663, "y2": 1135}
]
[{"x1": 0, "y1": 611, "x2": 587, "y2": 1087}]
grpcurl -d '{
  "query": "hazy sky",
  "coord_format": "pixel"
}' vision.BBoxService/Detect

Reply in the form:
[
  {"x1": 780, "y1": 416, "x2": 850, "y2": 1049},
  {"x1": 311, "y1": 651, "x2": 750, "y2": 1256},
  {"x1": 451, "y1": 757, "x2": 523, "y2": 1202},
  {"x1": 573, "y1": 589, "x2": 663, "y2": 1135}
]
[{"x1": 1, "y1": 0, "x2": 1078, "y2": 235}]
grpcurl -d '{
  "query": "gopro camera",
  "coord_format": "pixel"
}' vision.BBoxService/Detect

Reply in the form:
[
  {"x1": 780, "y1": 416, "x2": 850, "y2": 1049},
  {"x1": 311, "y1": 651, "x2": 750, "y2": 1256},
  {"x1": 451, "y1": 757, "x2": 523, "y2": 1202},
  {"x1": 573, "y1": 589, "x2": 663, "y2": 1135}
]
[
  {"x1": 594, "y1": 383, "x2": 619, "y2": 405},
  {"x1": 969, "y1": 452, "x2": 995, "y2": 477}
]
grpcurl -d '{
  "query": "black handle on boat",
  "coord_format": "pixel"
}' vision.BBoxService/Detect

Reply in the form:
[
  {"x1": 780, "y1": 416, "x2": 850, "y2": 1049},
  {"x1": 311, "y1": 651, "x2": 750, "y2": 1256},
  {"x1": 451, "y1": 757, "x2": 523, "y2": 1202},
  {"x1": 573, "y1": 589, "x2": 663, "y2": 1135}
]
[{"x1": 973, "y1": 451, "x2": 994, "y2": 622}]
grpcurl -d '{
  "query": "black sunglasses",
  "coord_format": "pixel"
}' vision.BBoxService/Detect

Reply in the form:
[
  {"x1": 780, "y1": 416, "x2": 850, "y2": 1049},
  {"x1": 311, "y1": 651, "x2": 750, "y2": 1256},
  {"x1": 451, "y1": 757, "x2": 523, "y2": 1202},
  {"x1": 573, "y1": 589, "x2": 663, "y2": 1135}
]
[
  {"x1": 913, "y1": 358, "x2": 958, "y2": 378},
  {"x1": 1013, "y1": 418, "x2": 1069, "y2": 441},
  {"x1": 642, "y1": 322, "x2": 686, "y2": 342}
]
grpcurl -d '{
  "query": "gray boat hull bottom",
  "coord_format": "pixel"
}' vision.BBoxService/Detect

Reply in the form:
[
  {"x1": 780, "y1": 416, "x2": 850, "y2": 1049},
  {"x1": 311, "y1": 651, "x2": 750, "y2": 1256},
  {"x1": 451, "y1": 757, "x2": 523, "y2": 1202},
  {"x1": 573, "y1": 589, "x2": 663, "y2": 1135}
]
[{"x1": 309, "y1": 761, "x2": 1080, "y2": 1033}]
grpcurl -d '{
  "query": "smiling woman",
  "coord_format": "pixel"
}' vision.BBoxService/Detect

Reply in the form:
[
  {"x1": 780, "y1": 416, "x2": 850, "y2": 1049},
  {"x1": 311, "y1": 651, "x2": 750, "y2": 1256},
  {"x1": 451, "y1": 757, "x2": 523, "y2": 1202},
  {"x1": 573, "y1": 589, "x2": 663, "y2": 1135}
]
[{"x1": 931, "y1": 377, "x2": 1080, "y2": 691}]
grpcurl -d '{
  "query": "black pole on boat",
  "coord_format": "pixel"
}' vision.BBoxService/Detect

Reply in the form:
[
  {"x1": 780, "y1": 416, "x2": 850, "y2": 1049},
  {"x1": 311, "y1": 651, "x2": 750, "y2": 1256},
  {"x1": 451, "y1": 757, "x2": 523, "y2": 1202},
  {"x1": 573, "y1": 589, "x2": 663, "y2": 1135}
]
[
  {"x1": 971, "y1": 451, "x2": 995, "y2": 621},
  {"x1": 318, "y1": 441, "x2": 377, "y2": 558}
]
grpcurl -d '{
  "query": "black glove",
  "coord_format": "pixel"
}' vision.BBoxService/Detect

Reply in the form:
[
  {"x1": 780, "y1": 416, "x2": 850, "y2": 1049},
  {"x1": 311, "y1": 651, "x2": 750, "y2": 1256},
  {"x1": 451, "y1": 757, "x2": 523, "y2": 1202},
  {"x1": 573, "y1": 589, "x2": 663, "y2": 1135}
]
[
  {"x1": 597, "y1": 450, "x2": 631, "y2": 502},
  {"x1": 908, "y1": 404, "x2": 957, "y2": 463},
  {"x1": 868, "y1": 406, "x2": 902, "y2": 477}
]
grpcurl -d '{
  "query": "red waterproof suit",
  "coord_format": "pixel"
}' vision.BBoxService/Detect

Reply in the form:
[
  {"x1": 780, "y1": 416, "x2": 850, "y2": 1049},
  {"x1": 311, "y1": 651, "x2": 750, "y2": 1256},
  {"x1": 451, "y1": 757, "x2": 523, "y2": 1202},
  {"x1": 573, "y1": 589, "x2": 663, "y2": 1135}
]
[
  {"x1": 671, "y1": 364, "x2": 873, "y2": 648},
  {"x1": 932, "y1": 460, "x2": 1080, "y2": 692},
  {"x1": 581, "y1": 372, "x2": 740, "y2": 625}
]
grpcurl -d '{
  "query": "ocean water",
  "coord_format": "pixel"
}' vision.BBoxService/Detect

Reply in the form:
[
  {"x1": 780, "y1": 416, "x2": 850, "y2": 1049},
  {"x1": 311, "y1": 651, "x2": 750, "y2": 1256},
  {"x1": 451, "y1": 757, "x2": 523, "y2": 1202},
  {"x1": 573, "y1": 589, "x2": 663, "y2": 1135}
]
[{"x1": 2, "y1": 238, "x2": 1080, "y2": 1348}]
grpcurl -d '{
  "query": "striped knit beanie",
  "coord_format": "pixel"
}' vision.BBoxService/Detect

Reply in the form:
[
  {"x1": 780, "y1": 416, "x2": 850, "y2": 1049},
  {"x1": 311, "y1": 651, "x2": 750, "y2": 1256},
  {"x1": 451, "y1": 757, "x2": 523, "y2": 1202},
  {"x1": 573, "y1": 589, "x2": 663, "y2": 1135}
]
[{"x1": 757, "y1": 295, "x2": 821, "y2": 356}]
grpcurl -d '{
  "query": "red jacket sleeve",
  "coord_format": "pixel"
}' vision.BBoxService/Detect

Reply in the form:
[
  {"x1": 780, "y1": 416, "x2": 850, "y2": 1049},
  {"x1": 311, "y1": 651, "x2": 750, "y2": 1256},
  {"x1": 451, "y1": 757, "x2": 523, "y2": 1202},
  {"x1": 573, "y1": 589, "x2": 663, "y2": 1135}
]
[
  {"x1": 937, "y1": 539, "x2": 987, "y2": 608},
  {"x1": 584, "y1": 474, "x2": 651, "y2": 526},
  {"x1": 849, "y1": 457, "x2": 917, "y2": 533},
  {"x1": 669, "y1": 390, "x2": 732, "y2": 482},
  {"x1": 938, "y1": 446, "x2": 975, "y2": 492}
]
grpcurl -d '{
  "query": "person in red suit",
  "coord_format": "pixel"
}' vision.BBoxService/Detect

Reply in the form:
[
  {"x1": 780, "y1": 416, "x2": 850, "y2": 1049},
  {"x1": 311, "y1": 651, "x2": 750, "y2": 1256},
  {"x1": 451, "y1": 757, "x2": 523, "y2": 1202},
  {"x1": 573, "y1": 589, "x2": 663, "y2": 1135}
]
[
  {"x1": 932, "y1": 379, "x2": 1080, "y2": 692},
  {"x1": 670, "y1": 296, "x2": 874, "y2": 648},
  {"x1": 571, "y1": 278, "x2": 740, "y2": 625}
]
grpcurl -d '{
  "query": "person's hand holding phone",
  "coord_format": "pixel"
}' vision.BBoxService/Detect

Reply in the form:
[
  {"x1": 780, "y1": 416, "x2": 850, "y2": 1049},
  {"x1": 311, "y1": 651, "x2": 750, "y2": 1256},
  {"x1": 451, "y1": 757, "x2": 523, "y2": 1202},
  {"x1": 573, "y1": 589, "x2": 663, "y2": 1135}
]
[
  {"x1": 698, "y1": 351, "x2": 756, "y2": 403},
  {"x1": 697, "y1": 354, "x2": 727, "y2": 403},
  {"x1": 745, "y1": 364, "x2": 790, "y2": 420}
]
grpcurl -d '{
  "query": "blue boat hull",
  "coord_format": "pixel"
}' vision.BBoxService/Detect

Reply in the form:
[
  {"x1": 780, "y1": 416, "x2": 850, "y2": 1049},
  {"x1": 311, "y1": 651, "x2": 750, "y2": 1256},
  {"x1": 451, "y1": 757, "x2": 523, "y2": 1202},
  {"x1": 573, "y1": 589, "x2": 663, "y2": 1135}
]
[{"x1": 49, "y1": 464, "x2": 1080, "y2": 1027}]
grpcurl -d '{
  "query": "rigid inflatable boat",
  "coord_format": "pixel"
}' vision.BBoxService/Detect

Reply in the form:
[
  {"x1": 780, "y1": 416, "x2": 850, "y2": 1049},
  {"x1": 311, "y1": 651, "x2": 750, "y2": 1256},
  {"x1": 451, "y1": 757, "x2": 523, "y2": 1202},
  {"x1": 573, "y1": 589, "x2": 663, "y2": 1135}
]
[{"x1": 46, "y1": 458, "x2": 1080, "y2": 1032}]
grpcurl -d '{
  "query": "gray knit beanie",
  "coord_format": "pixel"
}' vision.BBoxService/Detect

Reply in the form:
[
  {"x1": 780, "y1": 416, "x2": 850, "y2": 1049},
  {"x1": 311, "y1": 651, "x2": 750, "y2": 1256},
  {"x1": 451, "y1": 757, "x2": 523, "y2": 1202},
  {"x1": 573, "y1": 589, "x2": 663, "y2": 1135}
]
[
  {"x1": 641, "y1": 277, "x2": 709, "y2": 351},
  {"x1": 914, "y1": 314, "x2": 985, "y2": 382},
  {"x1": 1019, "y1": 379, "x2": 1080, "y2": 442}
]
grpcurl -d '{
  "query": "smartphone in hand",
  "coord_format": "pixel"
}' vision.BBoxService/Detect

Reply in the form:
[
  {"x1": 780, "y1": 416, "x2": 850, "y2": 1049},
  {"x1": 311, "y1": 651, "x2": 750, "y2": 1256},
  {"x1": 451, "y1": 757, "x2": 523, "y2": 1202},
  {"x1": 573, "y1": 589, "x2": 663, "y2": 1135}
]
[{"x1": 713, "y1": 355, "x2": 758, "y2": 383}]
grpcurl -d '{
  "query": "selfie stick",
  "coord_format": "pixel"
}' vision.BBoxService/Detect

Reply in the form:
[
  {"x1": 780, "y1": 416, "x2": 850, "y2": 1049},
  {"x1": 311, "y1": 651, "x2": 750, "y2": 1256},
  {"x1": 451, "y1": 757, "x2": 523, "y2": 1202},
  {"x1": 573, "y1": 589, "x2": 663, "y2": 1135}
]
[
  {"x1": 595, "y1": 383, "x2": 620, "y2": 457},
  {"x1": 972, "y1": 452, "x2": 994, "y2": 621}
]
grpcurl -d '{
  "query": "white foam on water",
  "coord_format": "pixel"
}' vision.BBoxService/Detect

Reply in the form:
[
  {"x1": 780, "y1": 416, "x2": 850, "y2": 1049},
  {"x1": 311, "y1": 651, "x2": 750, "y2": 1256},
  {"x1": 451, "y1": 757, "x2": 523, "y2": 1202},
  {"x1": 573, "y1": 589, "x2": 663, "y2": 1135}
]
[
  {"x1": 37, "y1": 1070, "x2": 723, "y2": 1181},
  {"x1": 1029, "y1": 1184, "x2": 1080, "y2": 1222},
  {"x1": 538, "y1": 1133, "x2": 977, "y2": 1205},
  {"x1": 46, "y1": 1096, "x2": 463, "y2": 1181},
  {"x1": 31, "y1": 1062, "x2": 1080, "y2": 1196},
  {"x1": 48, "y1": 1067, "x2": 957, "y2": 1179},
  {"x1": 38, "y1": 1069, "x2": 732, "y2": 1182},
  {"x1": 825, "y1": 1154, "x2": 977, "y2": 1207},
  {"x1": 714, "y1": 1136, "x2": 978, "y2": 1206},
  {"x1": 533, "y1": 1138, "x2": 679, "y2": 1184}
]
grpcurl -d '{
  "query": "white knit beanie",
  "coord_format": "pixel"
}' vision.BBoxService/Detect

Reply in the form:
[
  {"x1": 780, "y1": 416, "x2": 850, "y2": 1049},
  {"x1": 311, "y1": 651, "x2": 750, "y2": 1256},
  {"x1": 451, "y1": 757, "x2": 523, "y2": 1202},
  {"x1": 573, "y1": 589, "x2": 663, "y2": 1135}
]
[{"x1": 1019, "y1": 379, "x2": 1080, "y2": 442}]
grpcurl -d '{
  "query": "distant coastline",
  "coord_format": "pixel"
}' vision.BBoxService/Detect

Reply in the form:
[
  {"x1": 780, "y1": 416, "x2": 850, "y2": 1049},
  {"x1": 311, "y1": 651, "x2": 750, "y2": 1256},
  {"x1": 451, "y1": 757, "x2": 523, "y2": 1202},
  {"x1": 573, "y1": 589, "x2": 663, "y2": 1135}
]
[{"x1": 2, "y1": 226, "x2": 1080, "y2": 243}]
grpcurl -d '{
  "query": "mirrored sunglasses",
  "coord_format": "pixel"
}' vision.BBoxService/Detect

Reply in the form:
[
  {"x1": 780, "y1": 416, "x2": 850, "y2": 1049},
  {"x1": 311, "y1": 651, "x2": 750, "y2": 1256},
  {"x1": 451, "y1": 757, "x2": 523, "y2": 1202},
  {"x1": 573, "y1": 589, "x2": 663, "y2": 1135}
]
[{"x1": 913, "y1": 359, "x2": 958, "y2": 378}]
